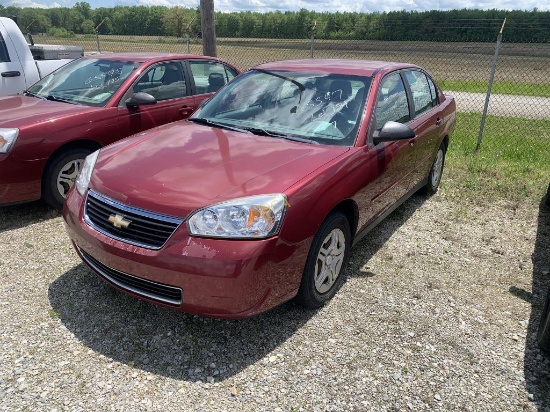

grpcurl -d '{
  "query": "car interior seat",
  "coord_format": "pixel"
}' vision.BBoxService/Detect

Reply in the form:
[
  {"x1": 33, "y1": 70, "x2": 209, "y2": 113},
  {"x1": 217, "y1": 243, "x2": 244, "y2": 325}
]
[
  {"x1": 153, "y1": 64, "x2": 186, "y2": 100},
  {"x1": 207, "y1": 73, "x2": 226, "y2": 93}
]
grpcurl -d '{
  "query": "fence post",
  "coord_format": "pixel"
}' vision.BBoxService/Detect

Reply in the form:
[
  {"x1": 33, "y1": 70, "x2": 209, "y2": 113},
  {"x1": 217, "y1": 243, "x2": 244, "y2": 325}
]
[
  {"x1": 476, "y1": 18, "x2": 506, "y2": 151},
  {"x1": 200, "y1": 0, "x2": 217, "y2": 57},
  {"x1": 310, "y1": 21, "x2": 316, "y2": 58},
  {"x1": 94, "y1": 18, "x2": 106, "y2": 54}
]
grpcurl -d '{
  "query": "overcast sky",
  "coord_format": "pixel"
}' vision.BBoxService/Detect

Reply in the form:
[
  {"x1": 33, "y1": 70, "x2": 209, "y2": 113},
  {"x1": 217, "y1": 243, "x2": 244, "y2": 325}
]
[{"x1": 2, "y1": 0, "x2": 548, "y2": 12}]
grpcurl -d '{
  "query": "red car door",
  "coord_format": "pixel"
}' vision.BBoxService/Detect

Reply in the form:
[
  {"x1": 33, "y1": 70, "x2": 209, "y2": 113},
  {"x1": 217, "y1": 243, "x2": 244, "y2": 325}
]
[
  {"x1": 402, "y1": 70, "x2": 442, "y2": 187},
  {"x1": 117, "y1": 60, "x2": 198, "y2": 137},
  {"x1": 354, "y1": 71, "x2": 417, "y2": 229}
]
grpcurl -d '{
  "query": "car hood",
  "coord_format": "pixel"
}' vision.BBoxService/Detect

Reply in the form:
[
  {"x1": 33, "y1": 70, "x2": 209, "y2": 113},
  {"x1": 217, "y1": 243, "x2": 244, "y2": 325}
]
[
  {"x1": 0, "y1": 95, "x2": 97, "y2": 127},
  {"x1": 90, "y1": 121, "x2": 350, "y2": 218}
]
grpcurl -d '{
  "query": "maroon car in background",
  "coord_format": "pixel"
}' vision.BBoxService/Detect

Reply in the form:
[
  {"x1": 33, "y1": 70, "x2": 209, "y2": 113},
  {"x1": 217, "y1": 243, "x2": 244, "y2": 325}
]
[
  {"x1": 64, "y1": 59, "x2": 456, "y2": 318},
  {"x1": 0, "y1": 53, "x2": 239, "y2": 209}
]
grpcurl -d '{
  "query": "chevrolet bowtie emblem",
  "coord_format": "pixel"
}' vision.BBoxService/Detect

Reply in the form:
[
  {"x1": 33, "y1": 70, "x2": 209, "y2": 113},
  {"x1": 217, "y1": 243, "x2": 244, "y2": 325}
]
[{"x1": 108, "y1": 214, "x2": 131, "y2": 229}]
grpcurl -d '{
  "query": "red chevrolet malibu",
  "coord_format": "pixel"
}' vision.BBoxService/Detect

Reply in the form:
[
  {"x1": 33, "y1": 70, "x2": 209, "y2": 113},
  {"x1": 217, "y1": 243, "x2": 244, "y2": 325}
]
[
  {"x1": 63, "y1": 59, "x2": 456, "y2": 318},
  {"x1": 0, "y1": 53, "x2": 239, "y2": 209}
]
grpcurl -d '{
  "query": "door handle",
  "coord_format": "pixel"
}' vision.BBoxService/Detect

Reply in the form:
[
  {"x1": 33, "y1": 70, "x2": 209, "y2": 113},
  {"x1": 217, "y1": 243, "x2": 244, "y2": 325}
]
[
  {"x1": 435, "y1": 118, "x2": 442, "y2": 127},
  {"x1": 1, "y1": 71, "x2": 21, "y2": 77},
  {"x1": 179, "y1": 106, "x2": 195, "y2": 117}
]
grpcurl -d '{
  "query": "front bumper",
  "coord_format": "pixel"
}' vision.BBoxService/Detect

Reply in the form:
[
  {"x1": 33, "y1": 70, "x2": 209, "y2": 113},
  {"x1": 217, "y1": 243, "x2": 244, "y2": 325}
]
[{"x1": 63, "y1": 189, "x2": 309, "y2": 318}]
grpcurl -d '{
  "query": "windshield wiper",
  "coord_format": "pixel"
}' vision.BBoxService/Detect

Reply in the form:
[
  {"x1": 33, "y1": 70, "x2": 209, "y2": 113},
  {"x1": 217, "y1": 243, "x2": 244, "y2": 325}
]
[
  {"x1": 189, "y1": 117, "x2": 252, "y2": 134},
  {"x1": 45, "y1": 94, "x2": 80, "y2": 105},
  {"x1": 242, "y1": 127, "x2": 319, "y2": 144},
  {"x1": 24, "y1": 91, "x2": 44, "y2": 99}
]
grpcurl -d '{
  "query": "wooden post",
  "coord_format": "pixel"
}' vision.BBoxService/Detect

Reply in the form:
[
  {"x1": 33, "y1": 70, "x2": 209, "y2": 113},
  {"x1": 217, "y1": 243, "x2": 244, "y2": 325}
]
[{"x1": 200, "y1": 0, "x2": 216, "y2": 57}]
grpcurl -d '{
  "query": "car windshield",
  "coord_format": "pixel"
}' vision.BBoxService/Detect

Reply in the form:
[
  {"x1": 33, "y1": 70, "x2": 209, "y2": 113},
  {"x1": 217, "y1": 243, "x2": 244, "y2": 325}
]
[
  {"x1": 26, "y1": 58, "x2": 139, "y2": 107},
  {"x1": 192, "y1": 70, "x2": 371, "y2": 146}
]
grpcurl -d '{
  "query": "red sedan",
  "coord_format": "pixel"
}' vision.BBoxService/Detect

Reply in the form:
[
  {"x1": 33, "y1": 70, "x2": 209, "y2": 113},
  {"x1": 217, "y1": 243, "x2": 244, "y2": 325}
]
[
  {"x1": 0, "y1": 53, "x2": 239, "y2": 209},
  {"x1": 63, "y1": 59, "x2": 456, "y2": 318}
]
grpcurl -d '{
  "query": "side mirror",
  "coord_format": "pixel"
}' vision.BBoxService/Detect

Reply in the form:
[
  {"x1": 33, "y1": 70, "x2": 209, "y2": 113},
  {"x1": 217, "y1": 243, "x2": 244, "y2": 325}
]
[
  {"x1": 126, "y1": 92, "x2": 157, "y2": 108},
  {"x1": 373, "y1": 121, "x2": 415, "y2": 144}
]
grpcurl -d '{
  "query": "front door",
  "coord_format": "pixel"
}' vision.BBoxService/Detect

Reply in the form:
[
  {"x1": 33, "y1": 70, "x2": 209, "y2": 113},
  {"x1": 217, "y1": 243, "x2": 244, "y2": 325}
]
[
  {"x1": 354, "y1": 71, "x2": 417, "y2": 230},
  {"x1": 117, "y1": 61, "x2": 198, "y2": 137}
]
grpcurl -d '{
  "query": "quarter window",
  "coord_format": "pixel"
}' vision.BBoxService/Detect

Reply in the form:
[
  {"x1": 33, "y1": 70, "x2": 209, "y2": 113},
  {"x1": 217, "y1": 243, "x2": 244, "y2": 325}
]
[
  {"x1": 375, "y1": 73, "x2": 410, "y2": 130},
  {"x1": 427, "y1": 75, "x2": 439, "y2": 107}
]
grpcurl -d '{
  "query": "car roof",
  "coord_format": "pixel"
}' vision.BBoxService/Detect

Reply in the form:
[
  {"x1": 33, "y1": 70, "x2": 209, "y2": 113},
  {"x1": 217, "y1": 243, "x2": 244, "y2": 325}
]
[
  {"x1": 82, "y1": 52, "x2": 223, "y2": 64},
  {"x1": 253, "y1": 59, "x2": 420, "y2": 76}
]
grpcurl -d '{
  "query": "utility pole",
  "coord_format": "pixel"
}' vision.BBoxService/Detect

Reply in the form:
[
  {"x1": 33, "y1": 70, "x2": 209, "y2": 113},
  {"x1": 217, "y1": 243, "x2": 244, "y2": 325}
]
[{"x1": 200, "y1": 0, "x2": 216, "y2": 57}]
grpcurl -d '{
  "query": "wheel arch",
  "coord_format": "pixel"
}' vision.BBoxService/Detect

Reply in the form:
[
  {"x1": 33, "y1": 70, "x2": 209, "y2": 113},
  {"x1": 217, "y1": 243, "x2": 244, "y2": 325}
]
[
  {"x1": 327, "y1": 198, "x2": 359, "y2": 243},
  {"x1": 441, "y1": 134, "x2": 449, "y2": 152},
  {"x1": 42, "y1": 139, "x2": 102, "y2": 181}
]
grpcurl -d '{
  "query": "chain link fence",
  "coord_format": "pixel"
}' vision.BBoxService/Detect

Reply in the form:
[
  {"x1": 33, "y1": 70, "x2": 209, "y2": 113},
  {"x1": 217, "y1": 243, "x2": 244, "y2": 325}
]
[{"x1": 35, "y1": 20, "x2": 550, "y2": 155}]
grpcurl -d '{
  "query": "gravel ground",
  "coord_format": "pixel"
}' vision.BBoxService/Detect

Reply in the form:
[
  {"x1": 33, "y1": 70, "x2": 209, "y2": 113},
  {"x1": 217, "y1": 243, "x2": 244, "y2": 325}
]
[{"x1": 1, "y1": 185, "x2": 549, "y2": 411}]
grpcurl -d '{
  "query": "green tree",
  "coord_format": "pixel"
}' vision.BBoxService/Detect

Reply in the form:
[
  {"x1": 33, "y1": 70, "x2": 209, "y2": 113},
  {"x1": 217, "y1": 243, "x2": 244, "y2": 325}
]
[
  {"x1": 81, "y1": 19, "x2": 95, "y2": 34},
  {"x1": 73, "y1": 2, "x2": 92, "y2": 20},
  {"x1": 18, "y1": 8, "x2": 50, "y2": 34},
  {"x1": 163, "y1": 6, "x2": 194, "y2": 37}
]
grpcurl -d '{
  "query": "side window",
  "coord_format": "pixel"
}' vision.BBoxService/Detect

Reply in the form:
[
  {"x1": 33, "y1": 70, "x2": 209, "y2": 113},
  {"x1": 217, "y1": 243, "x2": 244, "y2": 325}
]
[
  {"x1": 427, "y1": 75, "x2": 439, "y2": 107},
  {"x1": 133, "y1": 62, "x2": 187, "y2": 101},
  {"x1": 404, "y1": 70, "x2": 433, "y2": 117},
  {"x1": 189, "y1": 61, "x2": 233, "y2": 94},
  {"x1": 375, "y1": 73, "x2": 410, "y2": 130},
  {"x1": 0, "y1": 33, "x2": 10, "y2": 62}
]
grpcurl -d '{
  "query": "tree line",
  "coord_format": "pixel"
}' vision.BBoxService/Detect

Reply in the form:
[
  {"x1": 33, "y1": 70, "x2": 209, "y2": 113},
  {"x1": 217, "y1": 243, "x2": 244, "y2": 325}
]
[{"x1": 0, "y1": 3, "x2": 548, "y2": 42}]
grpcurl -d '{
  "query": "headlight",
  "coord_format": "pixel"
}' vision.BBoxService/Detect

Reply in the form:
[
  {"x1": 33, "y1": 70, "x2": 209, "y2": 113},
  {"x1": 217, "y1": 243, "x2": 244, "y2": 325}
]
[
  {"x1": 0, "y1": 128, "x2": 19, "y2": 153},
  {"x1": 75, "y1": 150, "x2": 99, "y2": 196},
  {"x1": 187, "y1": 194, "x2": 287, "y2": 239}
]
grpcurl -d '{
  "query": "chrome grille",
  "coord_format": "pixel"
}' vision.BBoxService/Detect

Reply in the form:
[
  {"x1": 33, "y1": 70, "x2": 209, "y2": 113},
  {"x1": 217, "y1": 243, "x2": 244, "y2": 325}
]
[
  {"x1": 85, "y1": 190, "x2": 183, "y2": 249},
  {"x1": 79, "y1": 247, "x2": 182, "y2": 305}
]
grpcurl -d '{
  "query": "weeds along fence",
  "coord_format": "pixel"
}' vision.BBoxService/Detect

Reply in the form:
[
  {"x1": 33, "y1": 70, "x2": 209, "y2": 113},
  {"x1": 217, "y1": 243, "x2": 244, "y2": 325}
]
[{"x1": 36, "y1": 20, "x2": 550, "y2": 155}]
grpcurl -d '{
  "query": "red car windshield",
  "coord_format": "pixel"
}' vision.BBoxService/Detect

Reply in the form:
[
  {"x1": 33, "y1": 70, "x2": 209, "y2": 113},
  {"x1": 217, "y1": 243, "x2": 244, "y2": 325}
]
[
  {"x1": 192, "y1": 70, "x2": 371, "y2": 146},
  {"x1": 27, "y1": 58, "x2": 139, "y2": 107}
]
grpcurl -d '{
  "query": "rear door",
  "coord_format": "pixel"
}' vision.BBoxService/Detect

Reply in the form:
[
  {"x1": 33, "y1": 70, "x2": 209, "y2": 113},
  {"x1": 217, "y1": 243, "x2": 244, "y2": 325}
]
[
  {"x1": 116, "y1": 60, "x2": 197, "y2": 137},
  {"x1": 0, "y1": 21, "x2": 27, "y2": 95},
  {"x1": 402, "y1": 69, "x2": 442, "y2": 186}
]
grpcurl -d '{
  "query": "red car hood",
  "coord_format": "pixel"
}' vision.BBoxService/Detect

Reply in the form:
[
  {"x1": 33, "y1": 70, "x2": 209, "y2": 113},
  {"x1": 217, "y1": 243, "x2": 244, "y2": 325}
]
[
  {"x1": 90, "y1": 121, "x2": 349, "y2": 217},
  {"x1": 0, "y1": 95, "x2": 97, "y2": 127}
]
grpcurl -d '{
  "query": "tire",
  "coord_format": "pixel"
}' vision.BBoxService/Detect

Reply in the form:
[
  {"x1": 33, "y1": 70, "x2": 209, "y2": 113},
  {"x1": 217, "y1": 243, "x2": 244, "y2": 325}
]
[
  {"x1": 545, "y1": 183, "x2": 550, "y2": 207},
  {"x1": 423, "y1": 141, "x2": 446, "y2": 195},
  {"x1": 538, "y1": 286, "x2": 550, "y2": 352},
  {"x1": 42, "y1": 148, "x2": 92, "y2": 210},
  {"x1": 295, "y1": 212, "x2": 351, "y2": 309}
]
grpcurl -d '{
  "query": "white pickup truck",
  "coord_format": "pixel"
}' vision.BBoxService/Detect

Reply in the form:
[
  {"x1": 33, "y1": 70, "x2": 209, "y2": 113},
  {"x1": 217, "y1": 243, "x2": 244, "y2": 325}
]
[{"x1": 0, "y1": 17, "x2": 83, "y2": 96}]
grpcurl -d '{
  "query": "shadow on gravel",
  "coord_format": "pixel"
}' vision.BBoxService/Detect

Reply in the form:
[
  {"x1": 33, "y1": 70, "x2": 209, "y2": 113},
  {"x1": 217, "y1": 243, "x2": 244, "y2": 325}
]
[
  {"x1": 47, "y1": 192, "x2": 427, "y2": 383},
  {"x1": 48, "y1": 263, "x2": 316, "y2": 382},
  {"x1": 0, "y1": 200, "x2": 58, "y2": 233},
  {"x1": 522, "y1": 192, "x2": 550, "y2": 410},
  {"x1": 347, "y1": 193, "x2": 427, "y2": 277}
]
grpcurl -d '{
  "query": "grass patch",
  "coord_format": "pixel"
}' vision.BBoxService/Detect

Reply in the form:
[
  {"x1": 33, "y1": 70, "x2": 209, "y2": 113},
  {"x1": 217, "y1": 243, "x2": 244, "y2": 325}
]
[
  {"x1": 440, "y1": 80, "x2": 550, "y2": 97},
  {"x1": 445, "y1": 112, "x2": 550, "y2": 203}
]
